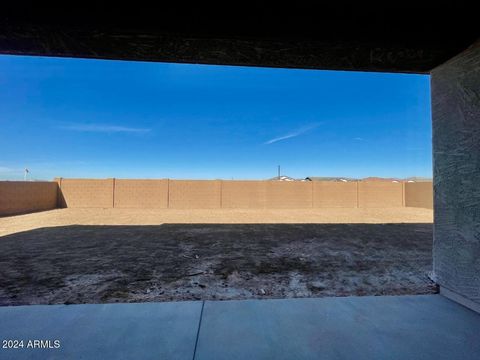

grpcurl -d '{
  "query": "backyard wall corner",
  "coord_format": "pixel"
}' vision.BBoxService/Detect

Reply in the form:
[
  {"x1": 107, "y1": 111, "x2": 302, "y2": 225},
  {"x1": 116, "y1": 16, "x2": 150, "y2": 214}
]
[
  {"x1": 57, "y1": 178, "x2": 114, "y2": 208},
  {"x1": 0, "y1": 181, "x2": 58, "y2": 217}
]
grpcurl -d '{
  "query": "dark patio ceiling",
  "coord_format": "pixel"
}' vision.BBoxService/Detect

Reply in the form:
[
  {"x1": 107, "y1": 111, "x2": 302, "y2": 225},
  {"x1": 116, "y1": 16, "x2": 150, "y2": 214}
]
[{"x1": 0, "y1": 3, "x2": 478, "y2": 73}]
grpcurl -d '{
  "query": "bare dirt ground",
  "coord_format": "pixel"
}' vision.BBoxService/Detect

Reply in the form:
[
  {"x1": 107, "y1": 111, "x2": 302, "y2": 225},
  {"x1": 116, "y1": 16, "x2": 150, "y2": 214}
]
[
  {"x1": 0, "y1": 208, "x2": 435, "y2": 305},
  {"x1": 0, "y1": 208, "x2": 433, "y2": 237}
]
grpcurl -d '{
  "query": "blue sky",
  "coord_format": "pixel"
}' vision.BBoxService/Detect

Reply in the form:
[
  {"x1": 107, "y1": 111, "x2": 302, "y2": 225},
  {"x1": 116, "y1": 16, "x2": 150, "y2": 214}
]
[{"x1": 0, "y1": 55, "x2": 431, "y2": 180}]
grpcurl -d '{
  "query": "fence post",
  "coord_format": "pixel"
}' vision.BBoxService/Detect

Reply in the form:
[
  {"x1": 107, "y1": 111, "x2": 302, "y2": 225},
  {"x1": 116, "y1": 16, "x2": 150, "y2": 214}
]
[
  {"x1": 219, "y1": 180, "x2": 223, "y2": 208},
  {"x1": 310, "y1": 181, "x2": 314, "y2": 208},
  {"x1": 112, "y1": 178, "x2": 116, "y2": 208},
  {"x1": 356, "y1": 181, "x2": 359, "y2": 208},
  {"x1": 167, "y1": 179, "x2": 170, "y2": 209}
]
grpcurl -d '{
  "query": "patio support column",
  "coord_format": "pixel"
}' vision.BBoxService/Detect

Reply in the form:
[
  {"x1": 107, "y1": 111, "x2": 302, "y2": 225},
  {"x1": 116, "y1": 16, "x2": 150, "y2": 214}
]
[{"x1": 431, "y1": 40, "x2": 480, "y2": 312}]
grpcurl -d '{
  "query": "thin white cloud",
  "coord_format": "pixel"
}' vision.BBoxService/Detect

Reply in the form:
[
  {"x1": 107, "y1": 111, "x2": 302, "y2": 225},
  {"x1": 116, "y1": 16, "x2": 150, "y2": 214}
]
[
  {"x1": 264, "y1": 123, "x2": 320, "y2": 145},
  {"x1": 0, "y1": 166, "x2": 22, "y2": 173},
  {"x1": 354, "y1": 137, "x2": 366, "y2": 141},
  {"x1": 59, "y1": 123, "x2": 151, "y2": 133}
]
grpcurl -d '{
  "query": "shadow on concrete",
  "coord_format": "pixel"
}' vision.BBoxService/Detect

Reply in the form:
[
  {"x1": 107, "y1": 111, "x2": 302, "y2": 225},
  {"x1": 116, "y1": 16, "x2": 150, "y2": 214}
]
[{"x1": 0, "y1": 223, "x2": 437, "y2": 306}]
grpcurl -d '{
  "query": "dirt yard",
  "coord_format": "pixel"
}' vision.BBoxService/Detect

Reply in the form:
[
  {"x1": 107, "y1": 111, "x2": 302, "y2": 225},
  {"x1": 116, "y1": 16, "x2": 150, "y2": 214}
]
[
  {"x1": 0, "y1": 208, "x2": 435, "y2": 305},
  {"x1": 0, "y1": 207, "x2": 432, "y2": 237}
]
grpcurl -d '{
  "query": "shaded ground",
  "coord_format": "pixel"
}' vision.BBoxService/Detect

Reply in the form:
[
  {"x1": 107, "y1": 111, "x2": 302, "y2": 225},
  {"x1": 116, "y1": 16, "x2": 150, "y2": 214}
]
[{"x1": 0, "y1": 223, "x2": 437, "y2": 305}]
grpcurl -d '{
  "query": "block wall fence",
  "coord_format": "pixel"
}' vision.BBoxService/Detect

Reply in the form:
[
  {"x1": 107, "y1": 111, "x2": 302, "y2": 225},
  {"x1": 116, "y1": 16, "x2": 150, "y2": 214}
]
[
  {"x1": 53, "y1": 178, "x2": 432, "y2": 210},
  {"x1": 0, "y1": 181, "x2": 58, "y2": 216},
  {"x1": 0, "y1": 179, "x2": 433, "y2": 216}
]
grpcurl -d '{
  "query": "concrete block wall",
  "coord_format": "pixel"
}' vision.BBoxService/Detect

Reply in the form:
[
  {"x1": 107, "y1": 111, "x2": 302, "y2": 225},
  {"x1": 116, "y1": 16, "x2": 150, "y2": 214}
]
[
  {"x1": 57, "y1": 178, "x2": 114, "y2": 208},
  {"x1": 265, "y1": 181, "x2": 313, "y2": 208},
  {"x1": 405, "y1": 182, "x2": 433, "y2": 209},
  {"x1": 1, "y1": 179, "x2": 433, "y2": 215},
  {"x1": 221, "y1": 181, "x2": 267, "y2": 208},
  {"x1": 168, "y1": 180, "x2": 222, "y2": 209},
  {"x1": 358, "y1": 182, "x2": 404, "y2": 208},
  {"x1": 53, "y1": 179, "x2": 433, "y2": 209},
  {"x1": 114, "y1": 179, "x2": 168, "y2": 208},
  {"x1": 0, "y1": 181, "x2": 58, "y2": 216},
  {"x1": 313, "y1": 182, "x2": 358, "y2": 208}
]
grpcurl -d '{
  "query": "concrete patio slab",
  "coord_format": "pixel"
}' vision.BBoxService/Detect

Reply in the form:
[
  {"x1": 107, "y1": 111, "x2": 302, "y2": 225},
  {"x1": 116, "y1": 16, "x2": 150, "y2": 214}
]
[
  {"x1": 0, "y1": 301, "x2": 202, "y2": 360},
  {"x1": 1, "y1": 295, "x2": 478, "y2": 359},
  {"x1": 195, "y1": 295, "x2": 480, "y2": 360}
]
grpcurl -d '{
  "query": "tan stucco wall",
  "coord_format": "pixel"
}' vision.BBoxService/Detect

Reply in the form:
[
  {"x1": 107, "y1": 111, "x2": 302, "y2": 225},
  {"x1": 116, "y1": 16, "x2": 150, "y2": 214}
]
[
  {"x1": 0, "y1": 181, "x2": 58, "y2": 216},
  {"x1": 405, "y1": 182, "x2": 433, "y2": 209},
  {"x1": 57, "y1": 178, "x2": 114, "y2": 208},
  {"x1": 358, "y1": 182, "x2": 404, "y2": 208},
  {"x1": 114, "y1": 179, "x2": 169, "y2": 208},
  {"x1": 313, "y1": 182, "x2": 358, "y2": 208},
  {"x1": 168, "y1": 180, "x2": 222, "y2": 209},
  {"x1": 265, "y1": 181, "x2": 313, "y2": 208},
  {"x1": 221, "y1": 181, "x2": 267, "y2": 208},
  {"x1": 2, "y1": 179, "x2": 432, "y2": 214}
]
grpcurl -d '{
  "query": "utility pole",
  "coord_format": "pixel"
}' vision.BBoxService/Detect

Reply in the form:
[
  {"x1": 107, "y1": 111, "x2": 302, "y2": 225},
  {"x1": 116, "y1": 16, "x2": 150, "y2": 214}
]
[
  {"x1": 24, "y1": 168, "x2": 29, "y2": 181},
  {"x1": 278, "y1": 165, "x2": 281, "y2": 179}
]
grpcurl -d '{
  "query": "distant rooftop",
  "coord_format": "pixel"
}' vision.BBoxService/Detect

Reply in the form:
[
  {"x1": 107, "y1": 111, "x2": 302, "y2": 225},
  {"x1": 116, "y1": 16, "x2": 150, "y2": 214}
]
[
  {"x1": 404, "y1": 177, "x2": 433, "y2": 182},
  {"x1": 305, "y1": 176, "x2": 433, "y2": 183},
  {"x1": 362, "y1": 177, "x2": 401, "y2": 182},
  {"x1": 305, "y1": 177, "x2": 356, "y2": 182},
  {"x1": 267, "y1": 175, "x2": 307, "y2": 182}
]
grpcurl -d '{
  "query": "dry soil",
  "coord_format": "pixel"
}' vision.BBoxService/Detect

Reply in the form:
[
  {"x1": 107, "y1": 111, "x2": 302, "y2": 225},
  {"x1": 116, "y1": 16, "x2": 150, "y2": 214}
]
[
  {"x1": 0, "y1": 207, "x2": 433, "y2": 237},
  {"x1": 0, "y1": 208, "x2": 435, "y2": 305}
]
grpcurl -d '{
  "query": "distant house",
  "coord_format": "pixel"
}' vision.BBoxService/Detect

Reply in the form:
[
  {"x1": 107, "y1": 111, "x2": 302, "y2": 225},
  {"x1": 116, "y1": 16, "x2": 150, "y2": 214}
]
[
  {"x1": 305, "y1": 177, "x2": 356, "y2": 182},
  {"x1": 361, "y1": 177, "x2": 402, "y2": 183},
  {"x1": 268, "y1": 175, "x2": 307, "y2": 181},
  {"x1": 404, "y1": 176, "x2": 433, "y2": 183},
  {"x1": 303, "y1": 176, "x2": 432, "y2": 183}
]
